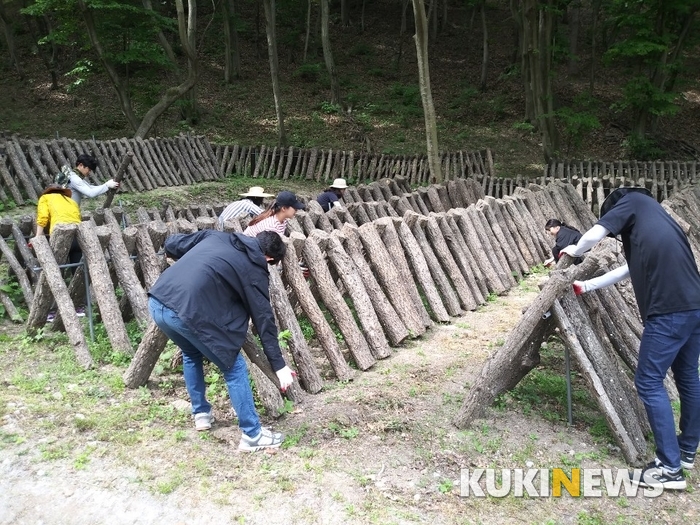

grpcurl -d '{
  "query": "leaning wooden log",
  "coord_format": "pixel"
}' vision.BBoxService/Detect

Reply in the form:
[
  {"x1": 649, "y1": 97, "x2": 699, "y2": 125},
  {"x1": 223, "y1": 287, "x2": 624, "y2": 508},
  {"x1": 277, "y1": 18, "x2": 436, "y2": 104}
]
[
  {"x1": 357, "y1": 222, "x2": 427, "y2": 336},
  {"x1": 0, "y1": 155, "x2": 25, "y2": 205},
  {"x1": 30, "y1": 234, "x2": 93, "y2": 369},
  {"x1": 467, "y1": 205, "x2": 517, "y2": 288},
  {"x1": 123, "y1": 321, "x2": 170, "y2": 388},
  {"x1": 77, "y1": 222, "x2": 132, "y2": 354},
  {"x1": 0, "y1": 282, "x2": 22, "y2": 322},
  {"x1": 498, "y1": 198, "x2": 537, "y2": 267},
  {"x1": 267, "y1": 267, "x2": 323, "y2": 394},
  {"x1": 335, "y1": 227, "x2": 410, "y2": 345},
  {"x1": 453, "y1": 251, "x2": 610, "y2": 429},
  {"x1": 403, "y1": 211, "x2": 461, "y2": 317},
  {"x1": 372, "y1": 218, "x2": 433, "y2": 328},
  {"x1": 103, "y1": 211, "x2": 150, "y2": 326},
  {"x1": 0, "y1": 234, "x2": 33, "y2": 306},
  {"x1": 11, "y1": 223, "x2": 39, "y2": 285},
  {"x1": 26, "y1": 224, "x2": 76, "y2": 331},
  {"x1": 323, "y1": 233, "x2": 392, "y2": 359},
  {"x1": 482, "y1": 196, "x2": 529, "y2": 276},
  {"x1": 387, "y1": 218, "x2": 450, "y2": 322},
  {"x1": 283, "y1": 235, "x2": 354, "y2": 381},
  {"x1": 241, "y1": 334, "x2": 287, "y2": 415},
  {"x1": 437, "y1": 214, "x2": 486, "y2": 303},
  {"x1": 135, "y1": 224, "x2": 163, "y2": 290},
  {"x1": 103, "y1": 151, "x2": 134, "y2": 208},
  {"x1": 6, "y1": 140, "x2": 40, "y2": 198},
  {"x1": 551, "y1": 299, "x2": 647, "y2": 465},
  {"x1": 302, "y1": 232, "x2": 376, "y2": 370}
]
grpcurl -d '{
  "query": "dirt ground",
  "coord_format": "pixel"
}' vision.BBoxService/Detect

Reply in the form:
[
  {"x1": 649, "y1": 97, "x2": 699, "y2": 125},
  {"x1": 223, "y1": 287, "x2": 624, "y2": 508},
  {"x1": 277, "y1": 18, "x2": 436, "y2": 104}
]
[{"x1": 1, "y1": 274, "x2": 698, "y2": 525}]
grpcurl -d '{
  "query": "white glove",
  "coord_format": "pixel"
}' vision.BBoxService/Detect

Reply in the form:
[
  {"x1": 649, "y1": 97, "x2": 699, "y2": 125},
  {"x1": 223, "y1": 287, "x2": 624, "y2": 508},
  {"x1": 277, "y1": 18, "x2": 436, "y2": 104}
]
[
  {"x1": 105, "y1": 179, "x2": 119, "y2": 189},
  {"x1": 276, "y1": 366, "x2": 295, "y2": 391}
]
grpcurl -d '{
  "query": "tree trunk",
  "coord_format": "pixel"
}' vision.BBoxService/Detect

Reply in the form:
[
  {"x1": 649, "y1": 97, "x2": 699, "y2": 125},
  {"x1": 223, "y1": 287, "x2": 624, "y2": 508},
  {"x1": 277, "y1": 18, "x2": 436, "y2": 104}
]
[
  {"x1": 341, "y1": 0, "x2": 349, "y2": 27},
  {"x1": 223, "y1": 0, "x2": 241, "y2": 82},
  {"x1": 303, "y1": 0, "x2": 312, "y2": 62},
  {"x1": 479, "y1": 1, "x2": 488, "y2": 91},
  {"x1": 320, "y1": 0, "x2": 341, "y2": 105},
  {"x1": 261, "y1": 0, "x2": 287, "y2": 146},
  {"x1": 411, "y1": 0, "x2": 442, "y2": 183},
  {"x1": 141, "y1": 0, "x2": 178, "y2": 68},
  {"x1": 0, "y1": 2, "x2": 21, "y2": 78},
  {"x1": 567, "y1": 0, "x2": 580, "y2": 75}
]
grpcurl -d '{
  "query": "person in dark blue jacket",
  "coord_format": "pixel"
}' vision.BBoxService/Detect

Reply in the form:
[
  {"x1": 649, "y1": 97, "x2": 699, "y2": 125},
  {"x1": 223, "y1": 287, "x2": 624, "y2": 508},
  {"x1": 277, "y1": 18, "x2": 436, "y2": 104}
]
[
  {"x1": 148, "y1": 230, "x2": 295, "y2": 452},
  {"x1": 562, "y1": 187, "x2": 700, "y2": 490}
]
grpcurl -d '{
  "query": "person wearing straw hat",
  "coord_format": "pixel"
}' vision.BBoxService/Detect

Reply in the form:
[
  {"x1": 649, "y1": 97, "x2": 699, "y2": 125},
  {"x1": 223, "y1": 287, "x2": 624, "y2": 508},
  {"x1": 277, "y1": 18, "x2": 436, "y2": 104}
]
[
  {"x1": 561, "y1": 187, "x2": 700, "y2": 491},
  {"x1": 317, "y1": 178, "x2": 348, "y2": 213},
  {"x1": 218, "y1": 186, "x2": 274, "y2": 228}
]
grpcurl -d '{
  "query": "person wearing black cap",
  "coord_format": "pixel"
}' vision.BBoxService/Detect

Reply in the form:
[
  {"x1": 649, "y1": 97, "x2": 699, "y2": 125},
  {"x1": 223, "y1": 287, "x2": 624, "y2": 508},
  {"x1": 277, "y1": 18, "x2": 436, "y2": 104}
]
[
  {"x1": 55, "y1": 153, "x2": 119, "y2": 207},
  {"x1": 243, "y1": 191, "x2": 305, "y2": 237},
  {"x1": 560, "y1": 187, "x2": 700, "y2": 491}
]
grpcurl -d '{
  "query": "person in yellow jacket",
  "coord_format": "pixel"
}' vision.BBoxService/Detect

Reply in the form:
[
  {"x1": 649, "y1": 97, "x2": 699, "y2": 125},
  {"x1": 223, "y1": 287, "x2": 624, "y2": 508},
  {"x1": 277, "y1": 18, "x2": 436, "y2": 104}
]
[{"x1": 35, "y1": 184, "x2": 82, "y2": 266}]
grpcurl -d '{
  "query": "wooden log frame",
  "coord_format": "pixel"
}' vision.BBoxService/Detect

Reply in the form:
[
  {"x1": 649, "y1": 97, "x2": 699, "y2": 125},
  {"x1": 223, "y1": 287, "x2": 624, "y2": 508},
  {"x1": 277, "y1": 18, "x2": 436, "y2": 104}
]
[
  {"x1": 453, "y1": 252, "x2": 609, "y2": 428},
  {"x1": 482, "y1": 196, "x2": 530, "y2": 275},
  {"x1": 0, "y1": 154, "x2": 25, "y2": 205},
  {"x1": 301, "y1": 232, "x2": 376, "y2": 370}
]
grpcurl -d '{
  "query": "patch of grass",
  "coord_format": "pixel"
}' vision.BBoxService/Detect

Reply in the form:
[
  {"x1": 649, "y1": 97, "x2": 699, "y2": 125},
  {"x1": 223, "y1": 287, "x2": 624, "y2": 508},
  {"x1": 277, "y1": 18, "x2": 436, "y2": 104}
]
[{"x1": 282, "y1": 423, "x2": 308, "y2": 449}]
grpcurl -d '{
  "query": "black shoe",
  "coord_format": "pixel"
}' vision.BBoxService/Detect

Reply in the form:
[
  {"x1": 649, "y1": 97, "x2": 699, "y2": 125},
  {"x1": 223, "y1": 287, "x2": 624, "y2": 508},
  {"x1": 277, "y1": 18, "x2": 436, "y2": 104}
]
[
  {"x1": 631, "y1": 460, "x2": 686, "y2": 490},
  {"x1": 681, "y1": 450, "x2": 696, "y2": 470}
]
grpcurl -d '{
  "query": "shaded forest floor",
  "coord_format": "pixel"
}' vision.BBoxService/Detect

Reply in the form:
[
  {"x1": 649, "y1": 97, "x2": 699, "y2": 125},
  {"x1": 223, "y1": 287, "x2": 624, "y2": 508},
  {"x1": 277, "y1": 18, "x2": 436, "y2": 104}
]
[{"x1": 1, "y1": 1, "x2": 699, "y2": 182}]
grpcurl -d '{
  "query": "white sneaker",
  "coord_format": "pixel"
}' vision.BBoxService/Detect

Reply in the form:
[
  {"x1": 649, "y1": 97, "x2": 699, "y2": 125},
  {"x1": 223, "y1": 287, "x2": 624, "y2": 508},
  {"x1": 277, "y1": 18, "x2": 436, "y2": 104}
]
[
  {"x1": 238, "y1": 427, "x2": 284, "y2": 452},
  {"x1": 194, "y1": 412, "x2": 214, "y2": 431}
]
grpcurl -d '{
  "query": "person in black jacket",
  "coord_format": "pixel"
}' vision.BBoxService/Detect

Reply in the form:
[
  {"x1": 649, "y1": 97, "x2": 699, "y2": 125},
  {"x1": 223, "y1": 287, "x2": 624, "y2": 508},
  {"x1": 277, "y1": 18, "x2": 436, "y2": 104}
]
[
  {"x1": 148, "y1": 230, "x2": 295, "y2": 452},
  {"x1": 544, "y1": 219, "x2": 582, "y2": 266}
]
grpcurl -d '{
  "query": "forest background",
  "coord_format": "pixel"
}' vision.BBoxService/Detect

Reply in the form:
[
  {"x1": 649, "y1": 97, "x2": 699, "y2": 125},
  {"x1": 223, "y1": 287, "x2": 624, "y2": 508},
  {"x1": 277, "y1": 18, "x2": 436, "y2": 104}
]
[{"x1": 0, "y1": 0, "x2": 699, "y2": 180}]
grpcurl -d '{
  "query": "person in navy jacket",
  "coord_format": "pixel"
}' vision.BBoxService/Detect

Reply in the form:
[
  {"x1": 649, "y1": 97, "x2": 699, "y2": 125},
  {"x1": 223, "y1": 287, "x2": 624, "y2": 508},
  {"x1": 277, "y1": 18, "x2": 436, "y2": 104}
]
[{"x1": 148, "y1": 229, "x2": 295, "y2": 451}]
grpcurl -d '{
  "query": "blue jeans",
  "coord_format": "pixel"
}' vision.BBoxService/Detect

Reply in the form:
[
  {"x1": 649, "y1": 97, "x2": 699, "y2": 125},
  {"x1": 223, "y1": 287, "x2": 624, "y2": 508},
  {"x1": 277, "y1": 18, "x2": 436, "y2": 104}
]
[
  {"x1": 635, "y1": 309, "x2": 700, "y2": 470},
  {"x1": 148, "y1": 296, "x2": 261, "y2": 437}
]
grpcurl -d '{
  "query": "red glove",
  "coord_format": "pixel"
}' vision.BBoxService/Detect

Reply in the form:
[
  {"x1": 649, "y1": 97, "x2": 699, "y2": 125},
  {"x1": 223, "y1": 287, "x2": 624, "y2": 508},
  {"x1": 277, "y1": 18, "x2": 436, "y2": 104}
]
[{"x1": 572, "y1": 282, "x2": 584, "y2": 296}]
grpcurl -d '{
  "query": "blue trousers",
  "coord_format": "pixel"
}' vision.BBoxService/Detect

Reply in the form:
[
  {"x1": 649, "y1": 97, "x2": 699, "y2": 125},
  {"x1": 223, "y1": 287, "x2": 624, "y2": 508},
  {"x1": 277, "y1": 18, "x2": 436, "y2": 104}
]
[
  {"x1": 148, "y1": 296, "x2": 261, "y2": 437},
  {"x1": 635, "y1": 309, "x2": 700, "y2": 470}
]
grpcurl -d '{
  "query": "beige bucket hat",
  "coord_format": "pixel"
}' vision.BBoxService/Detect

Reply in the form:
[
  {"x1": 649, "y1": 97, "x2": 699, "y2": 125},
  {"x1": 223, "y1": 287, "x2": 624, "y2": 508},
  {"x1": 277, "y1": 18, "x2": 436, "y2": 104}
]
[
  {"x1": 240, "y1": 186, "x2": 274, "y2": 198},
  {"x1": 330, "y1": 178, "x2": 348, "y2": 189}
]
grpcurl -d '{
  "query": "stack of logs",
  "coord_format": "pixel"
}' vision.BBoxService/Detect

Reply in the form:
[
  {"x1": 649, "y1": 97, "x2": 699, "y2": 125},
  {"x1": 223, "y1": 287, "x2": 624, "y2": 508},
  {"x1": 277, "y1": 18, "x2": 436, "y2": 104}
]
[
  {"x1": 453, "y1": 184, "x2": 700, "y2": 466},
  {"x1": 0, "y1": 134, "x2": 219, "y2": 205},
  {"x1": 213, "y1": 144, "x2": 495, "y2": 184},
  {"x1": 12, "y1": 179, "x2": 600, "y2": 416},
  {"x1": 10, "y1": 172, "x2": 700, "y2": 462}
]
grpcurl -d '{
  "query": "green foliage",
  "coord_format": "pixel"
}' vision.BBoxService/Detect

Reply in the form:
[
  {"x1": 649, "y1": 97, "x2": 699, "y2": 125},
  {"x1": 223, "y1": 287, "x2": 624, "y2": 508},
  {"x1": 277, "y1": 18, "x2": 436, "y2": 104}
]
[
  {"x1": 293, "y1": 63, "x2": 323, "y2": 82},
  {"x1": 622, "y1": 135, "x2": 664, "y2": 160},
  {"x1": 556, "y1": 92, "x2": 601, "y2": 155},
  {"x1": 603, "y1": 0, "x2": 695, "y2": 133},
  {"x1": 278, "y1": 329, "x2": 292, "y2": 349},
  {"x1": 320, "y1": 101, "x2": 341, "y2": 114},
  {"x1": 347, "y1": 42, "x2": 374, "y2": 57},
  {"x1": 205, "y1": 370, "x2": 227, "y2": 400},
  {"x1": 89, "y1": 324, "x2": 131, "y2": 366}
]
